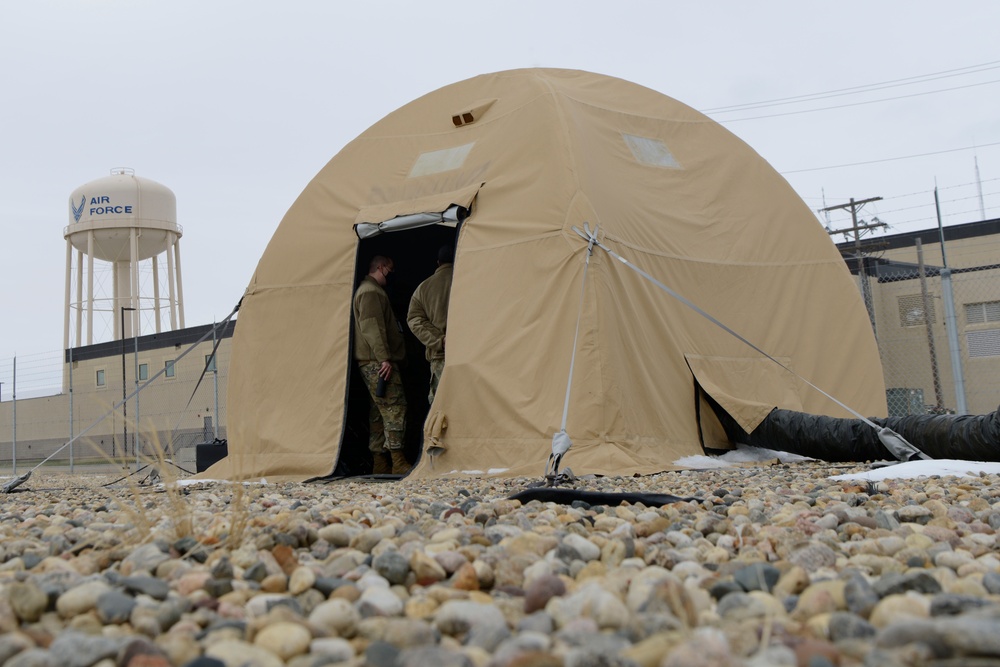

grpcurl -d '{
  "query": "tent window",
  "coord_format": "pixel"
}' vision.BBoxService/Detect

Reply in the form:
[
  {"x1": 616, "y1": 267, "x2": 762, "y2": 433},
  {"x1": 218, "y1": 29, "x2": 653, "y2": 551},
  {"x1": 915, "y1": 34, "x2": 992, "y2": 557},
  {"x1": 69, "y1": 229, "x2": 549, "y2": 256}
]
[
  {"x1": 622, "y1": 133, "x2": 681, "y2": 169},
  {"x1": 409, "y1": 143, "x2": 475, "y2": 177}
]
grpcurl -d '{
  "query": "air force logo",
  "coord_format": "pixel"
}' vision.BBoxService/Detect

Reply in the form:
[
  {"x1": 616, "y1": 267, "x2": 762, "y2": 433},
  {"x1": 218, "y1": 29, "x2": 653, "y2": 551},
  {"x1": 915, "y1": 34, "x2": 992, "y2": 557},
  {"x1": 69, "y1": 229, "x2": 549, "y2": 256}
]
[{"x1": 71, "y1": 195, "x2": 85, "y2": 223}]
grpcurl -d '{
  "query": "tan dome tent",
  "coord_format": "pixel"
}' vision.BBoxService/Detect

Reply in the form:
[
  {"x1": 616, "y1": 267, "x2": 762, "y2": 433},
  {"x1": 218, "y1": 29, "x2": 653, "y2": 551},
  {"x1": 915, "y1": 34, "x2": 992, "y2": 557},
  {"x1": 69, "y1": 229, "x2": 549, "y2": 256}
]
[{"x1": 207, "y1": 68, "x2": 886, "y2": 482}]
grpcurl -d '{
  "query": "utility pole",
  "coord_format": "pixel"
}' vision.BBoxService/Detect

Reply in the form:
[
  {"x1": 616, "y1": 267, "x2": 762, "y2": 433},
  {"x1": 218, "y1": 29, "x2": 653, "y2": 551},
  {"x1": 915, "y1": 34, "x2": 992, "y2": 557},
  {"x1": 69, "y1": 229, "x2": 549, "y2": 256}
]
[
  {"x1": 934, "y1": 184, "x2": 968, "y2": 414},
  {"x1": 821, "y1": 196, "x2": 884, "y2": 331},
  {"x1": 916, "y1": 238, "x2": 944, "y2": 411}
]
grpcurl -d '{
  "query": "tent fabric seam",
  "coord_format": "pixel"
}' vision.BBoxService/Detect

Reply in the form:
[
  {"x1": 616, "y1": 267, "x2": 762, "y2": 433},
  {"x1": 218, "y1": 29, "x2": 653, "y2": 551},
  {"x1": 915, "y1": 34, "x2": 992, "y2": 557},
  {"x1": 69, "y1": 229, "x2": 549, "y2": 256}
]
[
  {"x1": 543, "y1": 74, "x2": 584, "y2": 230},
  {"x1": 461, "y1": 230, "x2": 567, "y2": 252},
  {"x1": 603, "y1": 232, "x2": 847, "y2": 267},
  {"x1": 551, "y1": 91, "x2": 715, "y2": 125}
]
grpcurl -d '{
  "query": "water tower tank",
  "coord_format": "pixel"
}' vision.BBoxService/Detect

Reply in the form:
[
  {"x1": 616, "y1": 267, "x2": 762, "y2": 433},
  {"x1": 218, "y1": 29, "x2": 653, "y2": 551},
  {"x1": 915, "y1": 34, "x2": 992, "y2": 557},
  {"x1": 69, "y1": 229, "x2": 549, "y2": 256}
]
[{"x1": 63, "y1": 168, "x2": 186, "y2": 348}]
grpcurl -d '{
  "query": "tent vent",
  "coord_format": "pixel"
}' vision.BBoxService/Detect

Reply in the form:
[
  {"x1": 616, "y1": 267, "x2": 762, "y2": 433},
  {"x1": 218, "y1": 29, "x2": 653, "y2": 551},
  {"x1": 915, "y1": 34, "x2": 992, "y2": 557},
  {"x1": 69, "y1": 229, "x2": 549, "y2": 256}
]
[
  {"x1": 622, "y1": 133, "x2": 681, "y2": 169},
  {"x1": 898, "y1": 294, "x2": 933, "y2": 327},
  {"x1": 409, "y1": 143, "x2": 475, "y2": 177},
  {"x1": 451, "y1": 99, "x2": 497, "y2": 127},
  {"x1": 967, "y1": 329, "x2": 1000, "y2": 358}
]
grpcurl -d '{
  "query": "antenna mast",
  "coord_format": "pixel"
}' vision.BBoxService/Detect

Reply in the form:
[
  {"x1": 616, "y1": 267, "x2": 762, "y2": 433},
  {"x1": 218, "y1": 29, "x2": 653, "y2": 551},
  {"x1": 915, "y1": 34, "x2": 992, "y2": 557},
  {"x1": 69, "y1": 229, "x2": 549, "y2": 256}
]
[{"x1": 975, "y1": 155, "x2": 986, "y2": 220}]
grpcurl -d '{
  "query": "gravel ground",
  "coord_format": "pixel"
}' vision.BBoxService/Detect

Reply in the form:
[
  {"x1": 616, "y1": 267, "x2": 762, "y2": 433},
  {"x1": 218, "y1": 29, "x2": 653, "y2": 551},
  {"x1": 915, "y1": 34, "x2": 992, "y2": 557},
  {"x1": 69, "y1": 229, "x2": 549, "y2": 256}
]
[{"x1": 0, "y1": 461, "x2": 998, "y2": 667}]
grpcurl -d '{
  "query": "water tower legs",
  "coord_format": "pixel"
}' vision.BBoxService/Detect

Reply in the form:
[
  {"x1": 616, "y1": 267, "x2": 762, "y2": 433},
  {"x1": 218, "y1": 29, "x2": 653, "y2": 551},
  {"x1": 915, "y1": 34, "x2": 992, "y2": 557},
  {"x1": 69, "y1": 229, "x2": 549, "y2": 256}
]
[
  {"x1": 87, "y1": 231, "x2": 95, "y2": 346},
  {"x1": 166, "y1": 242, "x2": 177, "y2": 330},
  {"x1": 64, "y1": 230, "x2": 183, "y2": 344},
  {"x1": 63, "y1": 239, "x2": 186, "y2": 347},
  {"x1": 152, "y1": 256, "x2": 162, "y2": 333},
  {"x1": 129, "y1": 228, "x2": 139, "y2": 337},
  {"x1": 112, "y1": 262, "x2": 120, "y2": 339},
  {"x1": 174, "y1": 239, "x2": 185, "y2": 328},
  {"x1": 75, "y1": 249, "x2": 83, "y2": 347},
  {"x1": 64, "y1": 239, "x2": 72, "y2": 351}
]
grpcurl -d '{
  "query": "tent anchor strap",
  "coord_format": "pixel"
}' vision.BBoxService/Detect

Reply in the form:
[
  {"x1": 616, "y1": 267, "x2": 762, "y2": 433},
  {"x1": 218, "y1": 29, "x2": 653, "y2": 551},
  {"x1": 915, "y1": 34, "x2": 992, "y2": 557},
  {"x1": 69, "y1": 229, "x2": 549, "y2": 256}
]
[{"x1": 546, "y1": 224, "x2": 599, "y2": 484}]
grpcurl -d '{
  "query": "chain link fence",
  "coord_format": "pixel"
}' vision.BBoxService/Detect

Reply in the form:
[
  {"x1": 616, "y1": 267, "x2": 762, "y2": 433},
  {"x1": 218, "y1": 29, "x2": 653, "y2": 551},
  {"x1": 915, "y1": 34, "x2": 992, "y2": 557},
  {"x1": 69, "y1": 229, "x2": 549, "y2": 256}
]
[
  {"x1": 0, "y1": 333, "x2": 228, "y2": 476},
  {"x1": 848, "y1": 230, "x2": 1000, "y2": 417},
  {"x1": 3, "y1": 230, "x2": 1000, "y2": 475}
]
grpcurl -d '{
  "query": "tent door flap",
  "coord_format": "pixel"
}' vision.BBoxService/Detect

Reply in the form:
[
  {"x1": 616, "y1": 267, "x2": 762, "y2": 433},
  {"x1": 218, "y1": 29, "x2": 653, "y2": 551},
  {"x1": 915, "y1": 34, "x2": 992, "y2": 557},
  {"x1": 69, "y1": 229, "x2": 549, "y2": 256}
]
[
  {"x1": 353, "y1": 182, "x2": 482, "y2": 239},
  {"x1": 685, "y1": 354, "x2": 804, "y2": 435}
]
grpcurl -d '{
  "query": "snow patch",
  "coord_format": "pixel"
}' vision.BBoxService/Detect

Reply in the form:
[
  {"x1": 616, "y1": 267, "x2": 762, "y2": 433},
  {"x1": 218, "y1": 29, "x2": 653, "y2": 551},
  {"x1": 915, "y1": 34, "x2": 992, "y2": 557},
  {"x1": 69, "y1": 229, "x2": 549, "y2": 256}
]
[
  {"x1": 830, "y1": 459, "x2": 1000, "y2": 481},
  {"x1": 674, "y1": 444, "x2": 815, "y2": 469}
]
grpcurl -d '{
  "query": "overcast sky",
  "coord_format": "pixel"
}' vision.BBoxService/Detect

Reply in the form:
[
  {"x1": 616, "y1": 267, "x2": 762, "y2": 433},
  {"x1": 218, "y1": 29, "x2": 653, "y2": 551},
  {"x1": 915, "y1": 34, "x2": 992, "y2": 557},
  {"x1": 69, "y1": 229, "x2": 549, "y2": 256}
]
[{"x1": 2, "y1": 1, "x2": 1000, "y2": 384}]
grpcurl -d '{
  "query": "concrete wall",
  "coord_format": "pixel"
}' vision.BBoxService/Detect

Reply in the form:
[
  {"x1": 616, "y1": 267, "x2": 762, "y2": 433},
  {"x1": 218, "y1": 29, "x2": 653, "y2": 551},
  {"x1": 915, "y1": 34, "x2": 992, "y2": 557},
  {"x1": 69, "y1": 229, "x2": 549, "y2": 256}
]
[{"x1": 0, "y1": 333, "x2": 231, "y2": 468}]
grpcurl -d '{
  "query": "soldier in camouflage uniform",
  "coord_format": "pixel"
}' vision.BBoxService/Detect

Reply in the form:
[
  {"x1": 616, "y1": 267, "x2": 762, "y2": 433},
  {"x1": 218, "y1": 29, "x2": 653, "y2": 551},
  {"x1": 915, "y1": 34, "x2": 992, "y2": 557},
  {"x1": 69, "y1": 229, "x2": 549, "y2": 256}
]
[
  {"x1": 407, "y1": 245, "x2": 454, "y2": 405},
  {"x1": 353, "y1": 255, "x2": 410, "y2": 475}
]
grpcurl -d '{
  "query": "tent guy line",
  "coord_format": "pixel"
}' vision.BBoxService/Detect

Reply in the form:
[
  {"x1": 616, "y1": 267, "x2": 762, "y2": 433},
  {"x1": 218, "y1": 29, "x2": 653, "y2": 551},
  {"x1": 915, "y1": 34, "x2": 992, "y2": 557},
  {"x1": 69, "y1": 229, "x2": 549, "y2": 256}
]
[{"x1": 547, "y1": 224, "x2": 599, "y2": 482}]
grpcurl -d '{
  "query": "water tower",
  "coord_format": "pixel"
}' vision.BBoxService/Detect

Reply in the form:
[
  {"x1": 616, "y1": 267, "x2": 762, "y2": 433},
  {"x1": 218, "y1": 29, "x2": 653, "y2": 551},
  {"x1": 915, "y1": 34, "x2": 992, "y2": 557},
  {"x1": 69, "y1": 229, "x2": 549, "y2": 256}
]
[{"x1": 63, "y1": 168, "x2": 185, "y2": 348}]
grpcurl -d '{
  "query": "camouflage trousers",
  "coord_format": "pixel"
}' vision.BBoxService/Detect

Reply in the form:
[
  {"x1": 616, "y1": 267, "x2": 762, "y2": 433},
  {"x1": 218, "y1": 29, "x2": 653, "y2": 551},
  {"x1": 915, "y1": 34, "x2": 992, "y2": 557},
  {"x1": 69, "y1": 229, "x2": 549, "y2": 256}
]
[
  {"x1": 427, "y1": 359, "x2": 444, "y2": 405},
  {"x1": 357, "y1": 361, "x2": 407, "y2": 452}
]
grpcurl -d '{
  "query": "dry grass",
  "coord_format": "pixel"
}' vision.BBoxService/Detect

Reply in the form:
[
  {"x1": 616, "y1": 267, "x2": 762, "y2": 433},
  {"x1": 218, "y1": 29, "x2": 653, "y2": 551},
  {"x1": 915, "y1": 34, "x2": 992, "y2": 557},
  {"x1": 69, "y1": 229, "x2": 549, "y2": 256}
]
[{"x1": 75, "y1": 409, "x2": 258, "y2": 554}]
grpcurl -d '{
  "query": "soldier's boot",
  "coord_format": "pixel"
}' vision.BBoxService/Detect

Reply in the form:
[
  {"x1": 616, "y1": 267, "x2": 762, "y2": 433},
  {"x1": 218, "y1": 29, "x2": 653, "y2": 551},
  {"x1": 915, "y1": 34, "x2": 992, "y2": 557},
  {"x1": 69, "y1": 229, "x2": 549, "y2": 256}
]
[
  {"x1": 372, "y1": 451, "x2": 392, "y2": 475},
  {"x1": 390, "y1": 450, "x2": 412, "y2": 476}
]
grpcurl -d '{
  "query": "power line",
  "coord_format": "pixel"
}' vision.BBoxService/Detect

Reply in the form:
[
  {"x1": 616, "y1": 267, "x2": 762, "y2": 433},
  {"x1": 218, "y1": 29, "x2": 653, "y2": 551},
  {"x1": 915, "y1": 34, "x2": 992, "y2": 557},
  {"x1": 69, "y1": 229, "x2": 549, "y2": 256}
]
[
  {"x1": 882, "y1": 205, "x2": 994, "y2": 229},
  {"x1": 702, "y1": 60, "x2": 1000, "y2": 114},
  {"x1": 831, "y1": 198, "x2": 1000, "y2": 230},
  {"x1": 818, "y1": 188, "x2": 1000, "y2": 231},
  {"x1": 873, "y1": 189, "x2": 1000, "y2": 216},
  {"x1": 824, "y1": 192, "x2": 999, "y2": 223},
  {"x1": 782, "y1": 140, "x2": 1000, "y2": 175},
  {"x1": 810, "y1": 178, "x2": 1000, "y2": 207},
  {"x1": 877, "y1": 177, "x2": 1000, "y2": 202},
  {"x1": 715, "y1": 78, "x2": 1000, "y2": 123}
]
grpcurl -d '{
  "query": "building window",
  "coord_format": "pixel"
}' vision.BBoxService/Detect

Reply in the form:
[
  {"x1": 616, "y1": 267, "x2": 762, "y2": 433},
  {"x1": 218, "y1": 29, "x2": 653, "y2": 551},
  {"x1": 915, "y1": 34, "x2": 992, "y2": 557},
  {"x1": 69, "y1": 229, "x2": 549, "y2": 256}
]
[
  {"x1": 138, "y1": 363, "x2": 149, "y2": 381},
  {"x1": 205, "y1": 353, "x2": 216, "y2": 372},
  {"x1": 898, "y1": 294, "x2": 935, "y2": 327},
  {"x1": 165, "y1": 360, "x2": 176, "y2": 378},
  {"x1": 965, "y1": 301, "x2": 1000, "y2": 325},
  {"x1": 96, "y1": 369, "x2": 105, "y2": 387}
]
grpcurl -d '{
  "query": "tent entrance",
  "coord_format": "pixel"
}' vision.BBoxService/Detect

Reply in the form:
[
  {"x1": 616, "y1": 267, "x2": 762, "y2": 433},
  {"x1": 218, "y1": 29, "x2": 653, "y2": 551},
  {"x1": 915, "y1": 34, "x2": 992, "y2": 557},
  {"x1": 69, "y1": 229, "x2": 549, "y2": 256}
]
[
  {"x1": 336, "y1": 218, "x2": 463, "y2": 477},
  {"x1": 685, "y1": 354, "x2": 804, "y2": 453}
]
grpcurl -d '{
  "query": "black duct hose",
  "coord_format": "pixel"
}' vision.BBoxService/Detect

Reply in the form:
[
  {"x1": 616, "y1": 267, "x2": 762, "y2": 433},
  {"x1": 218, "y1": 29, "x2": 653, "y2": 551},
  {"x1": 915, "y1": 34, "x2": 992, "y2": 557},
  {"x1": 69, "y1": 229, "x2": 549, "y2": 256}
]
[
  {"x1": 879, "y1": 408, "x2": 1000, "y2": 461},
  {"x1": 713, "y1": 404, "x2": 1000, "y2": 463}
]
